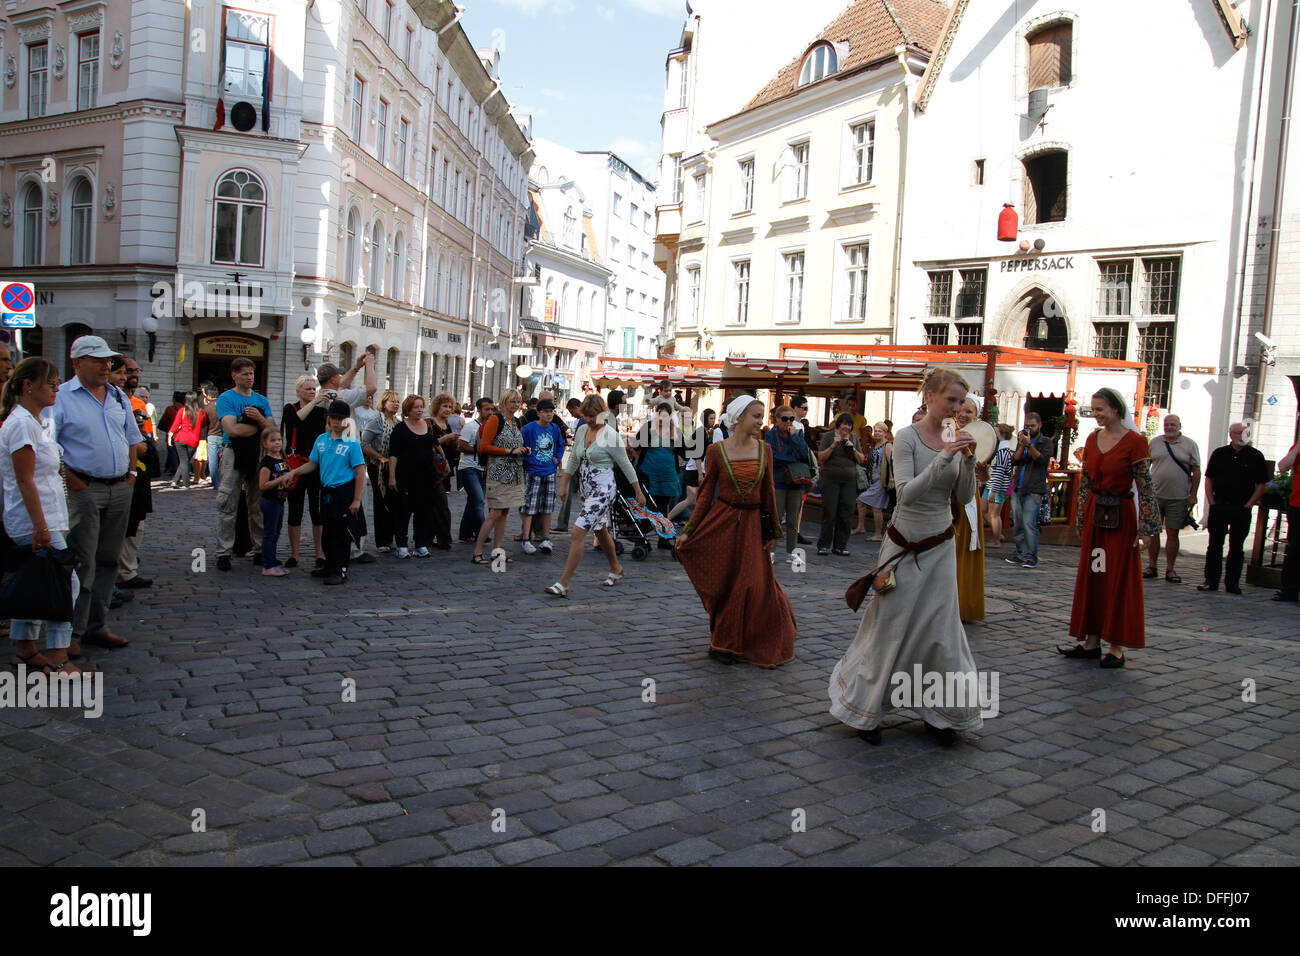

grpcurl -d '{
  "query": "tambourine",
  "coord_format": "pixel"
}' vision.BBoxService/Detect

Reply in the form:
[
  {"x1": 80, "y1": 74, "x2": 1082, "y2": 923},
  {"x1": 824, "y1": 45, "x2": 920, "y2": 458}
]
[{"x1": 964, "y1": 419, "x2": 998, "y2": 463}]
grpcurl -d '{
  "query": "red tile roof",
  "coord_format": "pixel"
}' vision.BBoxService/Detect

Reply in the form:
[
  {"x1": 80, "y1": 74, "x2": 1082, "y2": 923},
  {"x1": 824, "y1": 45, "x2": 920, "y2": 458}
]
[{"x1": 742, "y1": 0, "x2": 950, "y2": 112}]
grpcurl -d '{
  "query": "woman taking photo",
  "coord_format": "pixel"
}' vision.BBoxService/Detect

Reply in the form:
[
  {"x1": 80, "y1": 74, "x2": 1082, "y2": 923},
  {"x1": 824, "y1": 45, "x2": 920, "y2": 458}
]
[
  {"x1": 635, "y1": 400, "x2": 685, "y2": 516},
  {"x1": 282, "y1": 374, "x2": 327, "y2": 568},
  {"x1": 676, "y1": 396, "x2": 796, "y2": 668},
  {"x1": 387, "y1": 395, "x2": 443, "y2": 559},
  {"x1": 765, "y1": 405, "x2": 813, "y2": 555},
  {"x1": 427, "y1": 392, "x2": 460, "y2": 550},
  {"x1": 472, "y1": 389, "x2": 528, "y2": 565},
  {"x1": 816, "y1": 413, "x2": 867, "y2": 556},
  {"x1": 0, "y1": 358, "x2": 81, "y2": 674},
  {"x1": 545, "y1": 395, "x2": 646, "y2": 596},
  {"x1": 667, "y1": 408, "x2": 715, "y2": 525},
  {"x1": 828, "y1": 368, "x2": 983, "y2": 746},
  {"x1": 853, "y1": 422, "x2": 893, "y2": 539},
  {"x1": 360, "y1": 390, "x2": 400, "y2": 553},
  {"x1": 167, "y1": 391, "x2": 206, "y2": 490},
  {"x1": 1060, "y1": 388, "x2": 1161, "y2": 668}
]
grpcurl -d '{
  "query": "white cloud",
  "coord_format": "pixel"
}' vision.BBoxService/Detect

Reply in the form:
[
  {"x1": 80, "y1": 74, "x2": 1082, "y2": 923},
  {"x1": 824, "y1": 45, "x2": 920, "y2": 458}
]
[
  {"x1": 594, "y1": 3, "x2": 616, "y2": 20},
  {"x1": 493, "y1": 0, "x2": 576, "y2": 15},
  {"x1": 606, "y1": 137, "x2": 655, "y2": 163}
]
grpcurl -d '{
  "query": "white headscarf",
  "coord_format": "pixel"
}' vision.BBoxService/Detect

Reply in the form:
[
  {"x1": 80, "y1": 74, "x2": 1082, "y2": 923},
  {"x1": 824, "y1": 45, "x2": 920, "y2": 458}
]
[{"x1": 722, "y1": 395, "x2": 759, "y2": 429}]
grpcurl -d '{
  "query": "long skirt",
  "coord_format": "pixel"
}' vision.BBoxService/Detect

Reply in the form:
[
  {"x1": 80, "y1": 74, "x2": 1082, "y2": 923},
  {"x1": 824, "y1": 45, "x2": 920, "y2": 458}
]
[
  {"x1": 1068, "y1": 494, "x2": 1146, "y2": 648},
  {"x1": 829, "y1": 529, "x2": 984, "y2": 731},
  {"x1": 955, "y1": 509, "x2": 985, "y2": 622}
]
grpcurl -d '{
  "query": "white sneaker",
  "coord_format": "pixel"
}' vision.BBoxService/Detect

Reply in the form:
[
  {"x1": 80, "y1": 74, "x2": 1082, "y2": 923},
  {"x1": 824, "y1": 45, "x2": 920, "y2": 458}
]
[
  {"x1": 522, "y1": 541, "x2": 538, "y2": 555},
  {"x1": 539, "y1": 539, "x2": 553, "y2": 554},
  {"x1": 414, "y1": 546, "x2": 431, "y2": 558},
  {"x1": 377, "y1": 545, "x2": 392, "y2": 553},
  {"x1": 396, "y1": 547, "x2": 410, "y2": 559}
]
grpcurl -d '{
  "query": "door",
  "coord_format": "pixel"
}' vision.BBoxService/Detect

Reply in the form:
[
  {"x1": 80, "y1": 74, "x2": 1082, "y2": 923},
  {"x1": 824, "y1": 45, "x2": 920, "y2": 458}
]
[{"x1": 194, "y1": 332, "x2": 267, "y2": 393}]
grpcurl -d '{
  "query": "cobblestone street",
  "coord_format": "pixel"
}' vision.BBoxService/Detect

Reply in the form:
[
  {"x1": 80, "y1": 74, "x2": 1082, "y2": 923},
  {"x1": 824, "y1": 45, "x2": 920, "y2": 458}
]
[{"x1": 1, "y1": 483, "x2": 1298, "y2": 867}]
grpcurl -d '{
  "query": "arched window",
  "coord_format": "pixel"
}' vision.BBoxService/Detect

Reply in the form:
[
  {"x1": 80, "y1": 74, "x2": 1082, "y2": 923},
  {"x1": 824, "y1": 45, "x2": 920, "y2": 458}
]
[
  {"x1": 560, "y1": 282, "x2": 570, "y2": 324},
  {"x1": 424, "y1": 244, "x2": 434, "y2": 309},
  {"x1": 345, "y1": 208, "x2": 359, "y2": 283},
  {"x1": 563, "y1": 206, "x2": 576, "y2": 248},
  {"x1": 213, "y1": 169, "x2": 266, "y2": 266},
  {"x1": 798, "y1": 43, "x2": 837, "y2": 87},
  {"x1": 391, "y1": 232, "x2": 405, "y2": 301},
  {"x1": 22, "y1": 183, "x2": 44, "y2": 266},
  {"x1": 70, "y1": 177, "x2": 94, "y2": 265},
  {"x1": 1027, "y1": 22, "x2": 1072, "y2": 91},
  {"x1": 387, "y1": 347, "x2": 400, "y2": 390},
  {"x1": 369, "y1": 221, "x2": 385, "y2": 293},
  {"x1": 544, "y1": 277, "x2": 554, "y2": 320},
  {"x1": 339, "y1": 341, "x2": 355, "y2": 369}
]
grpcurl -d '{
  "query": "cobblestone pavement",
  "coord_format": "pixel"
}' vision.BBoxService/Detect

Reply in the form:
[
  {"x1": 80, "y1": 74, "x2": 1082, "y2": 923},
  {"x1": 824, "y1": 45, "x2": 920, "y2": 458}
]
[{"x1": 1, "y1": 482, "x2": 1297, "y2": 867}]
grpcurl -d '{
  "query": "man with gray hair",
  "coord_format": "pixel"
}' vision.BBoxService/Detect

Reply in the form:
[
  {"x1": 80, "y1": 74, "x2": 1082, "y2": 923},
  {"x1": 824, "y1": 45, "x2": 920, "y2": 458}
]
[
  {"x1": 1197, "y1": 423, "x2": 1268, "y2": 595},
  {"x1": 1145, "y1": 414, "x2": 1201, "y2": 583}
]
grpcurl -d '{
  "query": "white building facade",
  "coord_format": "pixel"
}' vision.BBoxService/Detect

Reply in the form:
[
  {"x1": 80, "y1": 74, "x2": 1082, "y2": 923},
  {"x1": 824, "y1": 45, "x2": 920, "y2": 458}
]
[
  {"x1": 899, "y1": 0, "x2": 1267, "y2": 459},
  {"x1": 0, "y1": 0, "x2": 533, "y2": 409}
]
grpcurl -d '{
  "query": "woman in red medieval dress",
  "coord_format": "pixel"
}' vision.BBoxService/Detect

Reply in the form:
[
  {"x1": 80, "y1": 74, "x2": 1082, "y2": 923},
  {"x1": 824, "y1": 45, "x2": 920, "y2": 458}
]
[
  {"x1": 674, "y1": 395, "x2": 797, "y2": 668},
  {"x1": 1059, "y1": 387, "x2": 1161, "y2": 668}
]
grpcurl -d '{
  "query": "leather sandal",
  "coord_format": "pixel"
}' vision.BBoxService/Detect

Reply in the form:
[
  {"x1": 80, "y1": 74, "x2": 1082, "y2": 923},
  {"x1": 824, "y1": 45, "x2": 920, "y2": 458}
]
[
  {"x1": 1057, "y1": 643, "x2": 1101, "y2": 659},
  {"x1": 1165, "y1": 570, "x2": 1181, "y2": 583},
  {"x1": 543, "y1": 582, "x2": 569, "y2": 598},
  {"x1": 1142, "y1": 566, "x2": 1158, "y2": 579}
]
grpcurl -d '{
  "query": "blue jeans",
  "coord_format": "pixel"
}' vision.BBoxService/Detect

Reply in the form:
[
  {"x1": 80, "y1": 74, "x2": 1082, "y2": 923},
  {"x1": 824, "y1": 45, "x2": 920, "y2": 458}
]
[
  {"x1": 458, "y1": 468, "x2": 485, "y2": 541},
  {"x1": 210, "y1": 443, "x2": 223, "y2": 492},
  {"x1": 259, "y1": 498, "x2": 285, "y2": 568},
  {"x1": 8, "y1": 529, "x2": 79, "y2": 650},
  {"x1": 1011, "y1": 491, "x2": 1043, "y2": 561}
]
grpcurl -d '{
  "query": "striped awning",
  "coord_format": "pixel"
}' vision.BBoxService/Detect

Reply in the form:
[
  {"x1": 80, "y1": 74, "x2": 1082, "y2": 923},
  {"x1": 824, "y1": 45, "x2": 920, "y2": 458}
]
[
  {"x1": 810, "y1": 359, "x2": 929, "y2": 379},
  {"x1": 724, "y1": 358, "x2": 808, "y2": 375}
]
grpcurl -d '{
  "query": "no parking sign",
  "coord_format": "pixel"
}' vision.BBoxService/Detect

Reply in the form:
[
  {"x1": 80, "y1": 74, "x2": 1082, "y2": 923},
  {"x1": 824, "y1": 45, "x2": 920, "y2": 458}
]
[{"x1": 1, "y1": 282, "x2": 36, "y2": 329}]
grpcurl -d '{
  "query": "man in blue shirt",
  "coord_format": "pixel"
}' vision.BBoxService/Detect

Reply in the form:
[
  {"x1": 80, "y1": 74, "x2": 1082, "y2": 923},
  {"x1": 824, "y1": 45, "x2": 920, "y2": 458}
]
[
  {"x1": 54, "y1": 335, "x2": 144, "y2": 651},
  {"x1": 520, "y1": 399, "x2": 566, "y2": 554},
  {"x1": 215, "y1": 357, "x2": 274, "y2": 571},
  {"x1": 284, "y1": 400, "x2": 365, "y2": 585},
  {"x1": 1006, "y1": 412, "x2": 1055, "y2": 569}
]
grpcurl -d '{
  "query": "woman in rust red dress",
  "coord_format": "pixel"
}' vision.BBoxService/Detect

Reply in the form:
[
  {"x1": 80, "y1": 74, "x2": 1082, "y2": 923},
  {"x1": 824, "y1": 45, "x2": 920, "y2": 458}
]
[
  {"x1": 675, "y1": 395, "x2": 797, "y2": 668},
  {"x1": 1059, "y1": 388, "x2": 1161, "y2": 667}
]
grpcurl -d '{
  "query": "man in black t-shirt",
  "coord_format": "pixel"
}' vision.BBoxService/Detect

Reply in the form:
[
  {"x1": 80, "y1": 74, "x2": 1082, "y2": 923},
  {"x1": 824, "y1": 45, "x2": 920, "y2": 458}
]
[{"x1": 1197, "y1": 423, "x2": 1269, "y2": 594}]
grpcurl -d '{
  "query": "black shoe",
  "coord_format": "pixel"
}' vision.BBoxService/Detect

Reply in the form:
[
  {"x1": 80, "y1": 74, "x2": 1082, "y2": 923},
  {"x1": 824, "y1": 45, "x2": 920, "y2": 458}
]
[
  {"x1": 310, "y1": 567, "x2": 333, "y2": 578},
  {"x1": 315, "y1": 557, "x2": 327, "y2": 569},
  {"x1": 858, "y1": 727, "x2": 882, "y2": 746},
  {"x1": 833, "y1": 549, "x2": 851, "y2": 556},
  {"x1": 324, "y1": 574, "x2": 346, "y2": 586},
  {"x1": 217, "y1": 555, "x2": 232, "y2": 572},
  {"x1": 352, "y1": 552, "x2": 376, "y2": 564},
  {"x1": 1271, "y1": 591, "x2": 1298, "y2": 602},
  {"x1": 707, "y1": 649, "x2": 735, "y2": 666},
  {"x1": 925, "y1": 723, "x2": 957, "y2": 747},
  {"x1": 252, "y1": 553, "x2": 263, "y2": 567},
  {"x1": 119, "y1": 576, "x2": 152, "y2": 589},
  {"x1": 1196, "y1": 583, "x2": 1218, "y2": 592},
  {"x1": 285, "y1": 558, "x2": 299, "y2": 569},
  {"x1": 1100, "y1": 653, "x2": 1126, "y2": 669},
  {"x1": 797, "y1": 534, "x2": 813, "y2": 545},
  {"x1": 1057, "y1": 643, "x2": 1101, "y2": 659},
  {"x1": 1226, "y1": 584, "x2": 1242, "y2": 595}
]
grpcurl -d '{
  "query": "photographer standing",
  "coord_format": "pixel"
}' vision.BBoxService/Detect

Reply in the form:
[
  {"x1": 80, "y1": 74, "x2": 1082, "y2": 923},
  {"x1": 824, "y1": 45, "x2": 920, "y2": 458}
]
[
  {"x1": 815, "y1": 414, "x2": 866, "y2": 556},
  {"x1": 1006, "y1": 412, "x2": 1054, "y2": 569},
  {"x1": 1145, "y1": 415, "x2": 1201, "y2": 583}
]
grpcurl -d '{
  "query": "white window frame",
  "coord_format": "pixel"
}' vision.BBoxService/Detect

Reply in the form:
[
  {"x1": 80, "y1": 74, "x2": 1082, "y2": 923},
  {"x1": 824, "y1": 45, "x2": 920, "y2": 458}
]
[
  {"x1": 351, "y1": 75, "x2": 366, "y2": 142},
  {"x1": 77, "y1": 32, "x2": 100, "y2": 111},
  {"x1": 727, "y1": 257, "x2": 751, "y2": 327},
  {"x1": 843, "y1": 115, "x2": 876, "y2": 189},
  {"x1": 391, "y1": 232, "x2": 405, "y2": 301},
  {"x1": 776, "y1": 247, "x2": 805, "y2": 325},
  {"x1": 397, "y1": 118, "x2": 409, "y2": 177},
  {"x1": 28, "y1": 43, "x2": 48, "y2": 119},
  {"x1": 20, "y1": 181, "x2": 44, "y2": 266},
  {"x1": 69, "y1": 176, "x2": 95, "y2": 265},
  {"x1": 688, "y1": 169, "x2": 707, "y2": 224},
  {"x1": 736, "y1": 155, "x2": 755, "y2": 214},
  {"x1": 376, "y1": 98, "x2": 389, "y2": 164},
  {"x1": 212, "y1": 168, "x2": 267, "y2": 268},
  {"x1": 783, "y1": 139, "x2": 810, "y2": 203},
  {"x1": 838, "y1": 239, "x2": 871, "y2": 324},
  {"x1": 684, "y1": 264, "x2": 701, "y2": 329}
]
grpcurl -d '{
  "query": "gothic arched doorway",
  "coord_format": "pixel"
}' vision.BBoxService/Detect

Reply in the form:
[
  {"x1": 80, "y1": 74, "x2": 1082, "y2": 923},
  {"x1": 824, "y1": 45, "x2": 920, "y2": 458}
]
[{"x1": 1015, "y1": 292, "x2": 1068, "y2": 352}]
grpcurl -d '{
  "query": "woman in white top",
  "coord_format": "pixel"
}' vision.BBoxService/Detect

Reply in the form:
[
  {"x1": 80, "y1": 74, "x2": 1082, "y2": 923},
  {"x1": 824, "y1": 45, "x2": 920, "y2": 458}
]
[{"x1": 0, "y1": 358, "x2": 81, "y2": 674}]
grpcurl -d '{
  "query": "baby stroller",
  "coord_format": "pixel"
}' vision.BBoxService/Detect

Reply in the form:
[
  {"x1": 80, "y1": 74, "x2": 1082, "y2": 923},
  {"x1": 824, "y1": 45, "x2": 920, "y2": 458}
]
[{"x1": 610, "y1": 468, "x2": 677, "y2": 560}]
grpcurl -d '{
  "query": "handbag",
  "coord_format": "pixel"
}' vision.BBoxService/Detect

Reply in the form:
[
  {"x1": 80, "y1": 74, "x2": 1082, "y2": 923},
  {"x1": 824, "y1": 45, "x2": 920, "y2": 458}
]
[
  {"x1": 855, "y1": 464, "x2": 870, "y2": 493},
  {"x1": 285, "y1": 453, "x2": 309, "y2": 489},
  {"x1": 785, "y1": 462, "x2": 813, "y2": 485},
  {"x1": 0, "y1": 546, "x2": 76, "y2": 622},
  {"x1": 1092, "y1": 491, "x2": 1130, "y2": 530},
  {"x1": 845, "y1": 524, "x2": 955, "y2": 611},
  {"x1": 1038, "y1": 494, "x2": 1054, "y2": 527},
  {"x1": 759, "y1": 505, "x2": 777, "y2": 542}
]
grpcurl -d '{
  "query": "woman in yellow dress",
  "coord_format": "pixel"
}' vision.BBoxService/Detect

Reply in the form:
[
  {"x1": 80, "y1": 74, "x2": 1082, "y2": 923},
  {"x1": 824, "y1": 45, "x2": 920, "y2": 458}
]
[{"x1": 953, "y1": 398, "x2": 987, "y2": 622}]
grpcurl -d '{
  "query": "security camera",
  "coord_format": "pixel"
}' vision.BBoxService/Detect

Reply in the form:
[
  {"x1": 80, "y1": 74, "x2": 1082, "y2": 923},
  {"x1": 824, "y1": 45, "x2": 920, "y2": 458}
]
[{"x1": 1255, "y1": 331, "x2": 1276, "y2": 349}]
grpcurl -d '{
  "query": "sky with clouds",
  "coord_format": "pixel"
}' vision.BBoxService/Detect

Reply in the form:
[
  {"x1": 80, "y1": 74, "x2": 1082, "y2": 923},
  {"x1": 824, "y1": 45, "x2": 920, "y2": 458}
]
[{"x1": 459, "y1": 0, "x2": 686, "y2": 183}]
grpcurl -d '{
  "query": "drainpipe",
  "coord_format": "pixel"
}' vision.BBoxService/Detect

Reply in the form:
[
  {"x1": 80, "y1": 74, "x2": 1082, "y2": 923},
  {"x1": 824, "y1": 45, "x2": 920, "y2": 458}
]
[
  {"x1": 891, "y1": 45, "x2": 915, "y2": 424},
  {"x1": 1252, "y1": 0, "x2": 1299, "y2": 431}
]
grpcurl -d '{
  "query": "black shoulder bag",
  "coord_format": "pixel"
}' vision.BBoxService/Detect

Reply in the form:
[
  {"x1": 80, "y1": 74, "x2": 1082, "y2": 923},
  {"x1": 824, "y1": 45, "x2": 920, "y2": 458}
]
[{"x1": 1161, "y1": 440, "x2": 1200, "y2": 530}]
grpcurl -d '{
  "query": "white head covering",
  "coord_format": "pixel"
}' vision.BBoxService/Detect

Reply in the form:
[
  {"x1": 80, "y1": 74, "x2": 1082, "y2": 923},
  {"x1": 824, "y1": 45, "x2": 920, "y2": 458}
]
[{"x1": 722, "y1": 395, "x2": 760, "y2": 429}]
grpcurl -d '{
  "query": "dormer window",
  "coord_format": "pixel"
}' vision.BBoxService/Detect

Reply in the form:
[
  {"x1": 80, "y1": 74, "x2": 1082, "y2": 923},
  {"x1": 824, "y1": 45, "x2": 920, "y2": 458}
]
[{"x1": 798, "y1": 43, "x2": 838, "y2": 87}]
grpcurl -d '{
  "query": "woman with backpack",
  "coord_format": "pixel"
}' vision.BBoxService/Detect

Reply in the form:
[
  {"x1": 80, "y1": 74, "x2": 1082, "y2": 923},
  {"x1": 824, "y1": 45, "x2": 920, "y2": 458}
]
[
  {"x1": 765, "y1": 405, "x2": 813, "y2": 555},
  {"x1": 472, "y1": 389, "x2": 528, "y2": 565}
]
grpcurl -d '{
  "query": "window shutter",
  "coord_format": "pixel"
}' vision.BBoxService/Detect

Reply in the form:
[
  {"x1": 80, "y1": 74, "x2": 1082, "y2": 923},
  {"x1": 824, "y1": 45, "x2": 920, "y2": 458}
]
[
  {"x1": 1022, "y1": 166, "x2": 1038, "y2": 225},
  {"x1": 1027, "y1": 23, "x2": 1071, "y2": 91}
]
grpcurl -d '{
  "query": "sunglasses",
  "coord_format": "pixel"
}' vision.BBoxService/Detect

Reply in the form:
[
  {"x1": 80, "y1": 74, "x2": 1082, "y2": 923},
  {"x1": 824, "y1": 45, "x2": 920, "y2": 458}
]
[{"x1": 778, "y1": 416, "x2": 795, "y2": 422}]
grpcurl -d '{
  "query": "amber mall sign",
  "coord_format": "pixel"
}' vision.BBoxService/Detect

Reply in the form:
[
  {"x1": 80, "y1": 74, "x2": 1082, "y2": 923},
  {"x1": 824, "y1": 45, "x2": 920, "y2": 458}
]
[{"x1": 999, "y1": 256, "x2": 1075, "y2": 273}]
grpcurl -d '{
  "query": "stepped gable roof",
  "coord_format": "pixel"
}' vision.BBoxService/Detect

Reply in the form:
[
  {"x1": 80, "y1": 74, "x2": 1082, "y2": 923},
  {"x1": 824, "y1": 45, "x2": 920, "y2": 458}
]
[{"x1": 741, "y1": 0, "x2": 949, "y2": 113}]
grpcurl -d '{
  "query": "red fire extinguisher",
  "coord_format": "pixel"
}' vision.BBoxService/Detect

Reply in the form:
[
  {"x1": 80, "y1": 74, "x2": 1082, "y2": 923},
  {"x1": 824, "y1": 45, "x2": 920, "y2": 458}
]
[{"x1": 998, "y1": 204, "x2": 1018, "y2": 242}]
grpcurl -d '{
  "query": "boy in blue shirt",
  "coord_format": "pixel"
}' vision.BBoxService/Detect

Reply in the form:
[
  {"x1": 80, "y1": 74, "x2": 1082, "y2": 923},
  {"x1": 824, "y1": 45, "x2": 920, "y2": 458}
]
[
  {"x1": 520, "y1": 399, "x2": 566, "y2": 554},
  {"x1": 284, "y1": 400, "x2": 364, "y2": 585}
]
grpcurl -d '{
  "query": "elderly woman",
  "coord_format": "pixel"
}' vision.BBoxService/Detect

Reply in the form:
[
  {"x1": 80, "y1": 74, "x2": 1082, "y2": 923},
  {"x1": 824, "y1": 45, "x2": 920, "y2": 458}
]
[
  {"x1": 360, "y1": 390, "x2": 400, "y2": 553},
  {"x1": 676, "y1": 395, "x2": 797, "y2": 667},
  {"x1": 765, "y1": 404, "x2": 813, "y2": 554},
  {"x1": 829, "y1": 368, "x2": 983, "y2": 746},
  {"x1": 953, "y1": 398, "x2": 988, "y2": 623},
  {"x1": 387, "y1": 395, "x2": 444, "y2": 559},
  {"x1": 1, "y1": 358, "x2": 82, "y2": 674},
  {"x1": 1060, "y1": 388, "x2": 1161, "y2": 668},
  {"x1": 282, "y1": 374, "x2": 328, "y2": 568},
  {"x1": 545, "y1": 395, "x2": 646, "y2": 596},
  {"x1": 816, "y1": 413, "x2": 867, "y2": 556},
  {"x1": 472, "y1": 389, "x2": 528, "y2": 565}
]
